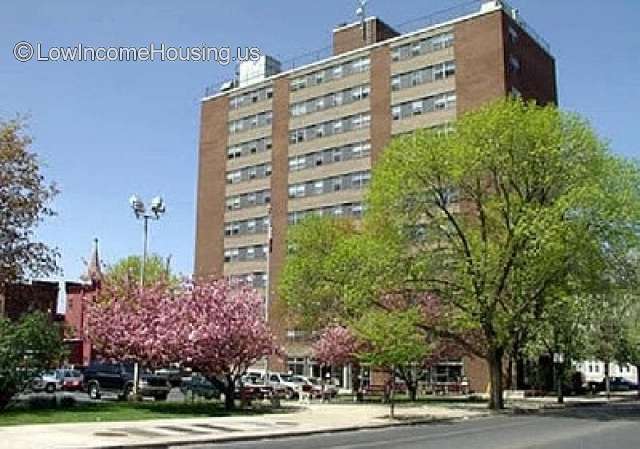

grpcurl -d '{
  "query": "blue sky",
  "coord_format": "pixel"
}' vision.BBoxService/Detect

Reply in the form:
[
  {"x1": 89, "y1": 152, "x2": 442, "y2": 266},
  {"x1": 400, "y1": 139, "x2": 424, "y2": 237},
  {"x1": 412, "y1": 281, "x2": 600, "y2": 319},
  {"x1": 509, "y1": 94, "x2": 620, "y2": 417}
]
[{"x1": 1, "y1": 0, "x2": 638, "y2": 281}]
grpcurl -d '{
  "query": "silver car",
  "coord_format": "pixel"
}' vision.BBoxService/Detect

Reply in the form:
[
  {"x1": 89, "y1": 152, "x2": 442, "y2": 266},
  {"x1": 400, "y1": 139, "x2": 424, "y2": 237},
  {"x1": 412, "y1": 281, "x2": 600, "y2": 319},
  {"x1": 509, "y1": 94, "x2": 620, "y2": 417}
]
[{"x1": 31, "y1": 370, "x2": 63, "y2": 393}]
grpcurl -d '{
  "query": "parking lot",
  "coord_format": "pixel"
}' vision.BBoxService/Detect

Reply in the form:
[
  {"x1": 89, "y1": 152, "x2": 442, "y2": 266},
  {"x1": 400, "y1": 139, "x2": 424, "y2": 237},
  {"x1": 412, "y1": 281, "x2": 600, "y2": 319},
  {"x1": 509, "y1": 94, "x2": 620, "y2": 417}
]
[{"x1": 17, "y1": 386, "x2": 192, "y2": 404}]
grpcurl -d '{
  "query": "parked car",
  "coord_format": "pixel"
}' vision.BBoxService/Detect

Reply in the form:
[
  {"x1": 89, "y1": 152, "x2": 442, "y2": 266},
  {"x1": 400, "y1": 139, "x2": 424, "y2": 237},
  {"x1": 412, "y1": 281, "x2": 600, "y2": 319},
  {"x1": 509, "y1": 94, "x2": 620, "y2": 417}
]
[
  {"x1": 235, "y1": 375, "x2": 273, "y2": 400},
  {"x1": 60, "y1": 369, "x2": 84, "y2": 391},
  {"x1": 83, "y1": 361, "x2": 171, "y2": 401},
  {"x1": 593, "y1": 377, "x2": 639, "y2": 392},
  {"x1": 309, "y1": 377, "x2": 339, "y2": 398},
  {"x1": 31, "y1": 370, "x2": 62, "y2": 393},
  {"x1": 264, "y1": 373, "x2": 299, "y2": 399},
  {"x1": 180, "y1": 374, "x2": 220, "y2": 400},
  {"x1": 156, "y1": 367, "x2": 183, "y2": 388},
  {"x1": 289, "y1": 375, "x2": 324, "y2": 398}
]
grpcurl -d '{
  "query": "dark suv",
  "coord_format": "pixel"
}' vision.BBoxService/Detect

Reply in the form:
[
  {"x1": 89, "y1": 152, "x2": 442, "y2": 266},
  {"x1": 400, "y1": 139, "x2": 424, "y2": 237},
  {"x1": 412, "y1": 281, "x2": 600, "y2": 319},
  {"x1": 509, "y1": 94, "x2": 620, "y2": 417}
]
[{"x1": 84, "y1": 361, "x2": 171, "y2": 401}]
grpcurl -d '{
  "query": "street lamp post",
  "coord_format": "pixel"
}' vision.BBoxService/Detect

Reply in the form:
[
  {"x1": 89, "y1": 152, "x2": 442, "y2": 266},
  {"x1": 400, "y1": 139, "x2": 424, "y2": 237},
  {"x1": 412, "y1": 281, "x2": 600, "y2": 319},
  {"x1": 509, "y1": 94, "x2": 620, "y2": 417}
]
[
  {"x1": 129, "y1": 195, "x2": 166, "y2": 286},
  {"x1": 128, "y1": 194, "x2": 166, "y2": 396}
]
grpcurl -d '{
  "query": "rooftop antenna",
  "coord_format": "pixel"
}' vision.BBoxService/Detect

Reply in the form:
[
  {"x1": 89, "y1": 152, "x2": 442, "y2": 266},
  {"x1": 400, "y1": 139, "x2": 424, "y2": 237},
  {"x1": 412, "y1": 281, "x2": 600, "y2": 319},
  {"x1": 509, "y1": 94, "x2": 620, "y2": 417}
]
[{"x1": 356, "y1": 0, "x2": 369, "y2": 42}]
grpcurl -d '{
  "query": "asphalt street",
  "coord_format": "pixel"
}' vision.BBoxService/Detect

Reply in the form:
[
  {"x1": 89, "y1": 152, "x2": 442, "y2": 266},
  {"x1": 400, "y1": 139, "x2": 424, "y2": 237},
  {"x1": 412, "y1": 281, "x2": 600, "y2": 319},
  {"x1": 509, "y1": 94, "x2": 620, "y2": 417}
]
[{"x1": 185, "y1": 403, "x2": 640, "y2": 449}]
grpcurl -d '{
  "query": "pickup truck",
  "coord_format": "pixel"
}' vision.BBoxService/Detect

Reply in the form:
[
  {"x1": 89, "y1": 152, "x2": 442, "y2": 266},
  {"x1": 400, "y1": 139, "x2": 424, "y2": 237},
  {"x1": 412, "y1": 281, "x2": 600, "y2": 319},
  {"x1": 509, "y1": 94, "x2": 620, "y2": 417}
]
[{"x1": 84, "y1": 361, "x2": 171, "y2": 401}]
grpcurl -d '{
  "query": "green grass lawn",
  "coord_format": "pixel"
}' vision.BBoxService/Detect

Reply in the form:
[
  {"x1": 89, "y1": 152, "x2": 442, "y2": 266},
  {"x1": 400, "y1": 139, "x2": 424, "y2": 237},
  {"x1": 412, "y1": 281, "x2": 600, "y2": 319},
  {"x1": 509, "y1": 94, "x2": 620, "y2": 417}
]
[{"x1": 0, "y1": 399, "x2": 276, "y2": 426}]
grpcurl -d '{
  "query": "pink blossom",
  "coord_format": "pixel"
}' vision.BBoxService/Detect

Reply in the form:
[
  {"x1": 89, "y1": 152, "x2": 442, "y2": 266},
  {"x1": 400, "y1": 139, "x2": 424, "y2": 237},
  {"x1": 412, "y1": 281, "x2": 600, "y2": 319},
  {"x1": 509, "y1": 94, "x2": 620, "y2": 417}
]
[
  {"x1": 86, "y1": 278, "x2": 277, "y2": 379},
  {"x1": 312, "y1": 325, "x2": 359, "y2": 367}
]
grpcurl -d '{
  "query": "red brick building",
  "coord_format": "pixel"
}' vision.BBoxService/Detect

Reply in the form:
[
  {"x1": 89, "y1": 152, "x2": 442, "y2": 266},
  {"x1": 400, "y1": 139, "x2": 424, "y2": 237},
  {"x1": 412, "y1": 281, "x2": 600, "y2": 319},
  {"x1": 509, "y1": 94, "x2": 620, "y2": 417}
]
[
  {"x1": 194, "y1": 0, "x2": 557, "y2": 392},
  {"x1": 64, "y1": 239, "x2": 102, "y2": 367},
  {"x1": 0, "y1": 280, "x2": 60, "y2": 321}
]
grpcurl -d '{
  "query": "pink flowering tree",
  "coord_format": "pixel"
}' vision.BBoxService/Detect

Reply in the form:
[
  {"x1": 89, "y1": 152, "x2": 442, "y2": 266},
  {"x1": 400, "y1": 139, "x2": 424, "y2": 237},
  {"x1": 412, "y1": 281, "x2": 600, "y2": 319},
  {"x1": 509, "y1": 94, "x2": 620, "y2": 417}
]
[
  {"x1": 312, "y1": 325, "x2": 359, "y2": 367},
  {"x1": 87, "y1": 278, "x2": 277, "y2": 410},
  {"x1": 312, "y1": 325, "x2": 361, "y2": 399}
]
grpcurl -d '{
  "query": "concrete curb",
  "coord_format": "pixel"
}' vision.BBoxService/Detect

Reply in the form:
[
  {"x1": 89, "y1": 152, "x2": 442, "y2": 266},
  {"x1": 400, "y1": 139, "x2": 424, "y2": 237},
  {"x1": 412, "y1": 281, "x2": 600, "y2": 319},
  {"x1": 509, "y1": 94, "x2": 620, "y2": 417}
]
[
  {"x1": 508, "y1": 397, "x2": 640, "y2": 415},
  {"x1": 94, "y1": 415, "x2": 486, "y2": 449}
]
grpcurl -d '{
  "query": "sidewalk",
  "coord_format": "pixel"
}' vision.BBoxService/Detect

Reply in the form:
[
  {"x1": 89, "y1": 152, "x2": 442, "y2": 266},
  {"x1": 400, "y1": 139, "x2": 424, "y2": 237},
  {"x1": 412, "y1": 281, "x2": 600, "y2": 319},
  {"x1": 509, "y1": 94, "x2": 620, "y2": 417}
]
[{"x1": 0, "y1": 403, "x2": 488, "y2": 449}]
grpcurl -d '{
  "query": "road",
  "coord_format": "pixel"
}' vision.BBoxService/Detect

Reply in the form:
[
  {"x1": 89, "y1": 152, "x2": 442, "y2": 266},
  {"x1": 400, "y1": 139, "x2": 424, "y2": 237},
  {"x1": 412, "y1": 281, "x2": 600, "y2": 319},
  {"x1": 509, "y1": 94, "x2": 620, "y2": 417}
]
[{"x1": 186, "y1": 404, "x2": 640, "y2": 449}]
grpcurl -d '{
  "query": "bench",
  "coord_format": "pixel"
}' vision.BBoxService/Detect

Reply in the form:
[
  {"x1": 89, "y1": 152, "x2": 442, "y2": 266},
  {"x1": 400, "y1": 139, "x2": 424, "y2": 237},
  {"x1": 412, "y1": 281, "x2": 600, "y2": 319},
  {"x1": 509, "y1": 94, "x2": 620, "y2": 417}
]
[
  {"x1": 359, "y1": 383, "x2": 408, "y2": 401},
  {"x1": 420, "y1": 382, "x2": 470, "y2": 396}
]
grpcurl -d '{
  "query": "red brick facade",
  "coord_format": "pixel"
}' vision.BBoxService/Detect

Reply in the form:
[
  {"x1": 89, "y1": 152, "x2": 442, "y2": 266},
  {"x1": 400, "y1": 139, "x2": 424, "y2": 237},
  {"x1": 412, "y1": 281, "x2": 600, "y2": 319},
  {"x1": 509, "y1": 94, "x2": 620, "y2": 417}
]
[
  {"x1": 1, "y1": 281, "x2": 59, "y2": 321},
  {"x1": 64, "y1": 281, "x2": 99, "y2": 367}
]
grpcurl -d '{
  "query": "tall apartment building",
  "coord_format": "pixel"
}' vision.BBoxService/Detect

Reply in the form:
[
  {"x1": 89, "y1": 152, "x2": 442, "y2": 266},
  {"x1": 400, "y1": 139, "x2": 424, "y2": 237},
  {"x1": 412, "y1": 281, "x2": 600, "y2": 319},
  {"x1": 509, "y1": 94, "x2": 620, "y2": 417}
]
[{"x1": 195, "y1": 0, "x2": 557, "y2": 391}]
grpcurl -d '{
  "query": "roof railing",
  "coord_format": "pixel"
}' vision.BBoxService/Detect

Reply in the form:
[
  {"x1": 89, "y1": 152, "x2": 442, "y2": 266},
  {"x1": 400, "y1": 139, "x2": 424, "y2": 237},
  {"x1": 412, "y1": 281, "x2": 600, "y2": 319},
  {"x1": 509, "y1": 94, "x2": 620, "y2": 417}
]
[{"x1": 204, "y1": 0, "x2": 551, "y2": 98}]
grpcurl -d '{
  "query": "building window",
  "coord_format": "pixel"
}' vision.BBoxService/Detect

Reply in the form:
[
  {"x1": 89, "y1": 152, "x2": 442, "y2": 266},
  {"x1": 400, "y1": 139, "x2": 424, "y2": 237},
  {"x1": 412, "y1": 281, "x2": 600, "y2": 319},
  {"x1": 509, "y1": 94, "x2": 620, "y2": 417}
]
[
  {"x1": 228, "y1": 111, "x2": 273, "y2": 135},
  {"x1": 226, "y1": 137, "x2": 271, "y2": 161},
  {"x1": 410, "y1": 71, "x2": 423, "y2": 87},
  {"x1": 412, "y1": 101, "x2": 424, "y2": 116},
  {"x1": 431, "y1": 33, "x2": 454, "y2": 51},
  {"x1": 508, "y1": 26, "x2": 519, "y2": 44},
  {"x1": 225, "y1": 244, "x2": 267, "y2": 264},
  {"x1": 289, "y1": 113, "x2": 370, "y2": 145},
  {"x1": 288, "y1": 202, "x2": 365, "y2": 224},
  {"x1": 288, "y1": 172, "x2": 370, "y2": 200},
  {"x1": 287, "y1": 357, "x2": 306, "y2": 375},
  {"x1": 392, "y1": 106, "x2": 401, "y2": 121},
  {"x1": 287, "y1": 141, "x2": 370, "y2": 173},
  {"x1": 391, "y1": 91, "x2": 456, "y2": 121},
  {"x1": 290, "y1": 84, "x2": 371, "y2": 118},
  {"x1": 391, "y1": 32, "x2": 454, "y2": 63},
  {"x1": 229, "y1": 85, "x2": 274, "y2": 111},
  {"x1": 392, "y1": 61, "x2": 455, "y2": 92},
  {"x1": 290, "y1": 56, "x2": 370, "y2": 92},
  {"x1": 509, "y1": 55, "x2": 521, "y2": 73},
  {"x1": 225, "y1": 162, "x2": 272, "y2": 185},
  {"x1": 225, "y1": 190, "x2": 271, "y2": 211}
]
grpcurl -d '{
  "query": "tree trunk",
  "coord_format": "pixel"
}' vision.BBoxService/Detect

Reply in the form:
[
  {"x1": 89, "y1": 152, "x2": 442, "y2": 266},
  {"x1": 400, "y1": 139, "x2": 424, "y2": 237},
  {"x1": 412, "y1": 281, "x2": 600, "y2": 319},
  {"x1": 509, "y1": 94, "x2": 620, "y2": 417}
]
[
  {"x1": 516, "y1": 357, "x2": 526, "y2": 390},
  {"x1": 224, "y1": 375, "x2": 235, "y2": 411},
  {"x1": 636, "y1": 364, "x2": 640, "y2": 399},
  {"x1": 506, "y1": 355, "x2": 513, "y2": 391},
  {"x1": 389, "y1": 366, "x2": 396, "y2": 419},
  {"x1": 488, "y1": 348, "x2": 505, "y2": 410},
  {"x1": 351, "y1": 364, "x2": 362, "y2": 402},
  {"x1": 557, "y1": 362, "x2": 564, "y2": 404},
  {"x1": 0, "y1": 388, "x2": 15, "y2": 411},
  {"x1": 604, "y1": 362, "x2": 610, "y2": 401},
  {"x1": 407, "y1": 382, "x2": 418, "y2": 402}
]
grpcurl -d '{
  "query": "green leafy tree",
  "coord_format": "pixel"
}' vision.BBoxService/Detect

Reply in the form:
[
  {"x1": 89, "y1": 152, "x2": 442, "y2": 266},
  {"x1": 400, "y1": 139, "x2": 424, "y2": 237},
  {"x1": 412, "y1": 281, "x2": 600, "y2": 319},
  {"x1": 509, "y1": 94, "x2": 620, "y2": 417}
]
[
  {"x1": 353, "y1": 309, "x2": 429, "y2": 417},
  {"x1": 102, "y1": 254, "x2": 177, "y2": 294},
  {"x1": 526, "y1": 288, "x2": 592, "y2": 402},
  {"x1": 0, "y1": 312, "x2": 67, "y2": 409},
  {"x1": 620, "y1": 300, "x2": 640, "y2": 397},
  {"x1": 280, "y1": 99, "x2": 640, "y2": 410},
  {"x1": 586, "y1": 288, "x2": 638, "y2": 398},
  {"x1": 364, "y1": 98, "x2": 640, "y2": 409},
  {"x1": 279, "y1": 216, "x2": 360, "y2": 331},
  {"x1": 0, "y1": 118, "x2": 58, "y2": 291}
]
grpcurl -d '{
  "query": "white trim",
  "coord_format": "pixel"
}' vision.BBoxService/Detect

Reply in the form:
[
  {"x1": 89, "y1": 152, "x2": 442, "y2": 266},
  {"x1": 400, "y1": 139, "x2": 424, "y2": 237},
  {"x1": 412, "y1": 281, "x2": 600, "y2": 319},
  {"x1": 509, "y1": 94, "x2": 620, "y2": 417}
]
[{"x1": 332, "y1": 16, "x2": 378, "y2": 32}]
